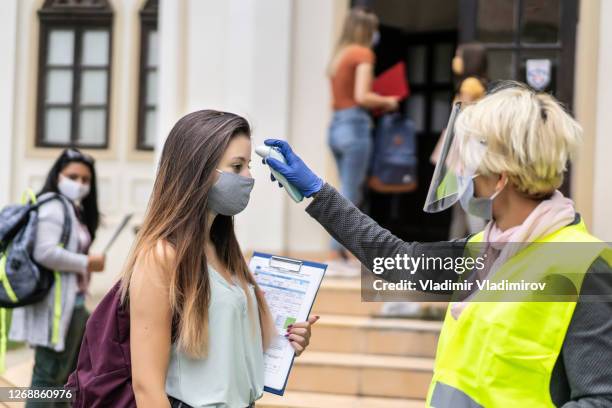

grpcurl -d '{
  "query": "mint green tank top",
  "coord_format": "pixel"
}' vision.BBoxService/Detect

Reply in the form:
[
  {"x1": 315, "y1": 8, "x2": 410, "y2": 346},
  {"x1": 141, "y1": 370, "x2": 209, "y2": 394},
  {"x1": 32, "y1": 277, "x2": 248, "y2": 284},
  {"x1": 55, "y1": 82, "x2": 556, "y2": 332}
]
[{"x1": 165, "y1": 265, "x2": 265, "y2": 407}]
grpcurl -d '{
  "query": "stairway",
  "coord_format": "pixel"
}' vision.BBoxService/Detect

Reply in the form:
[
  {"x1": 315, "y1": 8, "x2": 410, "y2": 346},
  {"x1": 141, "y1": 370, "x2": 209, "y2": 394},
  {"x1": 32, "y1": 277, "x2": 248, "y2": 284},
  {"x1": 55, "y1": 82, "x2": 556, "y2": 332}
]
[
  {"x1": 258, "y1": 277, "x2": 444, "y2": 408},
  {"x1": 0, "y1": 276, "x2": 445, "y2": 408}
]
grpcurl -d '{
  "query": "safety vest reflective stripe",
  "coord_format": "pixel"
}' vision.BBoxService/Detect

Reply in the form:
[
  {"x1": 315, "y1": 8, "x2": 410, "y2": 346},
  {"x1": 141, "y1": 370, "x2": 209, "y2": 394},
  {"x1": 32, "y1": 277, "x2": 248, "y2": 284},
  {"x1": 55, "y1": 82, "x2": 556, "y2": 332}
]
[{"x1": 430, "y1": 382, "x2": 483, "y2": 408}]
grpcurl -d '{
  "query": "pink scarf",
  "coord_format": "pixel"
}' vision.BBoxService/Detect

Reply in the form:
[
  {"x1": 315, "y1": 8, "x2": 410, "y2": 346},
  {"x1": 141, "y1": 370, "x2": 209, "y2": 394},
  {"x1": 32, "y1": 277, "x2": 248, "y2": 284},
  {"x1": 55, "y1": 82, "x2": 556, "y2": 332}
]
[{"x1": 450, "y1": 190, "x2": 576, "y2": 319}]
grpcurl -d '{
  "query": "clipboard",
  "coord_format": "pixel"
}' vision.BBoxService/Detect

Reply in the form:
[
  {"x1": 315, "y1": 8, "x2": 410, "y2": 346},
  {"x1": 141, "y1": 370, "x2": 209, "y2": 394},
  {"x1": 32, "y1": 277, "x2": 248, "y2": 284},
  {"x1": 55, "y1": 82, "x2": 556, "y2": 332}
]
[
  {"x1": 249, "y1": 252, "x2": 327, "y2": 396},
  {"x1": 372, "y1": 61, "x2": 410, "y2": 100}
]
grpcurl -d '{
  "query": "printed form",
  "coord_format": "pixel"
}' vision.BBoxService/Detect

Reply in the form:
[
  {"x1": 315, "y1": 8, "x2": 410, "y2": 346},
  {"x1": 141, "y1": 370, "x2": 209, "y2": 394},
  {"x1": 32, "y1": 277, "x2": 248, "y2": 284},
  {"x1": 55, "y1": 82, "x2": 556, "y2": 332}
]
[{"x1": 249, "y1": 253, "x2": 326, "y2": 395}]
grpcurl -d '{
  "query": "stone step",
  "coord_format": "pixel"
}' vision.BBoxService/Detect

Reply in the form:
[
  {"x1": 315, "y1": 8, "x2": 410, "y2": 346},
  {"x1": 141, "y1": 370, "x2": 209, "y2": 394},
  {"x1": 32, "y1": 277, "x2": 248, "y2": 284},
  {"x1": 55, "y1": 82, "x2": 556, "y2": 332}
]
[
  {"x1": 258, "y1": 390, "x2": 424, "y2": 408},
  {"x1": 312, "y1": 278, "x2": 448, "y2": 318},
  {"x1": 287, "y1": 351, "x2": 433, "y2": 400},
  {"x1": 311, "y1": 314, "x2": 441, "y2": 358},
  {"x1": 312, "y1": 278, "x2": 380, "y2": 316}
]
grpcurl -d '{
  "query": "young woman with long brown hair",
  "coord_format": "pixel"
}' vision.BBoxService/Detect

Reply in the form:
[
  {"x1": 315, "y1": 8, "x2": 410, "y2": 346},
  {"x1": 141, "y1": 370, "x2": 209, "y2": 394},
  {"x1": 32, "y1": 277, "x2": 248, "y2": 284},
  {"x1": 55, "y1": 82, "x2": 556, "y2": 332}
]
[{"x1": 121, "y1": 110, "x2": 317, "y2": 408}]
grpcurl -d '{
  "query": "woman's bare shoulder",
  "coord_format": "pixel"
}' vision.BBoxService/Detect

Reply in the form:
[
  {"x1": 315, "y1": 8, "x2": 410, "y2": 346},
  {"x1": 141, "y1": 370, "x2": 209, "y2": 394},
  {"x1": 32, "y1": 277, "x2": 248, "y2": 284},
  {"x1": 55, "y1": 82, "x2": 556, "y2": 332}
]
[{"x1": 130, "y1": 240, "x2": 176, "y2": 297}]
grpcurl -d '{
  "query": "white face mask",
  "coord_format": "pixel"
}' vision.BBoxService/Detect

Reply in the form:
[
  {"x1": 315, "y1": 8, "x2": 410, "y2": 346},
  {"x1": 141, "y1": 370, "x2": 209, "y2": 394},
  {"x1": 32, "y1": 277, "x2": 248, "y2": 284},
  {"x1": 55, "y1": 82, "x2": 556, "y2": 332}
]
[{"x1": 58, "y1": 174, "x2": 91, "y2": 203}]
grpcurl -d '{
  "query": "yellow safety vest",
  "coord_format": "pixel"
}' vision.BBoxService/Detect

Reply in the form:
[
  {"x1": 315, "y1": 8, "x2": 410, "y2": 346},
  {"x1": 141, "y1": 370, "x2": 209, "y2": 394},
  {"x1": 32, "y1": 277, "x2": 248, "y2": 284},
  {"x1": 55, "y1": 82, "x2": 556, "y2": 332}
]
[{"x1": 427, "y1": 218, "x2": 612, "y2": 407}]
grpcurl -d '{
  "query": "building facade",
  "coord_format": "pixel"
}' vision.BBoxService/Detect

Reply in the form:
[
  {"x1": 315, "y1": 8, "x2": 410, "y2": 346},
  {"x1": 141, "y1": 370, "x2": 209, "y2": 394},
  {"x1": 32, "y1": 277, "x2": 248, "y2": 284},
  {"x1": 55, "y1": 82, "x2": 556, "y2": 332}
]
[{"x1": 0, "y1": 0, "x2": 611, "y2": 296}]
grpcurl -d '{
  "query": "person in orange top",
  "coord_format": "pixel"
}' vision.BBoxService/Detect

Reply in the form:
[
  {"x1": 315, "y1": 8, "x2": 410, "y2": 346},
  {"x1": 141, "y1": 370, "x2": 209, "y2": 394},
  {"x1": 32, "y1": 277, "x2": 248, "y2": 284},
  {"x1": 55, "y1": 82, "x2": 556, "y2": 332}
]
[{"x1": 327, "y1": 7, "x2": 399, "y2": 272}]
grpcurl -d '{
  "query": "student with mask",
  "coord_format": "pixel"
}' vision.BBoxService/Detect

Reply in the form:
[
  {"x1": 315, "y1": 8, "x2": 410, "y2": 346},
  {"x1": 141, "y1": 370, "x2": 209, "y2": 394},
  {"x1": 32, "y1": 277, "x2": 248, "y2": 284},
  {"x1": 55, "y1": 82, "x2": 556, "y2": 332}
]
[
  {"x1": 327, "y1": 7, "x2": 399, "y2": 273},
  {"x1": 264, "y1": 82, "x2": 612, "y2": 406},
  {"x1": 9, "y1": 148, "x2": 105, "y2": 408},
  {"x1": 124, "y1": 110, "x2": 317, "y2": 408}
]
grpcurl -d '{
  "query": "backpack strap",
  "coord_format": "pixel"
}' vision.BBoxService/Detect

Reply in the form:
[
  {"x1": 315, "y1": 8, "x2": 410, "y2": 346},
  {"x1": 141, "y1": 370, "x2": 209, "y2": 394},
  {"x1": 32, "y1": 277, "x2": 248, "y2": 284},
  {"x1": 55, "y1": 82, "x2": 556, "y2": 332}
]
[
  {"x1": 46, "y1": 195, "x2": 72, "y2": 346},
  {"x1": 20, "y1": 189, "x2": 37, "y2": 206},
  {"x1": 31, "y1": 193, "x2": 73, "y2": 346},
  {"x1": 33, "y1": 193, "x2": 73, "y2": 248}
]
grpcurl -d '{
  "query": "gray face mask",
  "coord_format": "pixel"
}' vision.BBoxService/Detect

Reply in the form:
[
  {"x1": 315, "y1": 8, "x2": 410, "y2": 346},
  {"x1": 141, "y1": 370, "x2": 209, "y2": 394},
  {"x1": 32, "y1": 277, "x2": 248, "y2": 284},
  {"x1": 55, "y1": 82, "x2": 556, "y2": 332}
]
[
  {"x1": 458, "y1": 175, "x2": 506, "y2": 220},
  {"x1": 208, "y1": 170, "x2": 255, "y2": 216}
]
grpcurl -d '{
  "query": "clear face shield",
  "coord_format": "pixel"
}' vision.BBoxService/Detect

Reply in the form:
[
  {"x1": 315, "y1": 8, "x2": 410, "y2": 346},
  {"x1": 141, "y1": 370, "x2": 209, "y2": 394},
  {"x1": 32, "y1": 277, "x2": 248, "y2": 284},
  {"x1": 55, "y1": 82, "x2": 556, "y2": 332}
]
[{"x1": 423, "y1": 102, "x2": 487, "y2": 213}]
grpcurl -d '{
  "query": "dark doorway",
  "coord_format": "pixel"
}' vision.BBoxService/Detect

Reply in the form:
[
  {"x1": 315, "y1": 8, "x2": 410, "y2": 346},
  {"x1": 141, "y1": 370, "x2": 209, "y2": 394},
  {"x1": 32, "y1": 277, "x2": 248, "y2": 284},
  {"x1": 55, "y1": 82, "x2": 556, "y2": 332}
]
[
  {"x1": 352, "y1": 0, "x2": 578, "y2": 241},
  {"x1": 355, "y1": 0, "x2": 459, "y2": 241}
]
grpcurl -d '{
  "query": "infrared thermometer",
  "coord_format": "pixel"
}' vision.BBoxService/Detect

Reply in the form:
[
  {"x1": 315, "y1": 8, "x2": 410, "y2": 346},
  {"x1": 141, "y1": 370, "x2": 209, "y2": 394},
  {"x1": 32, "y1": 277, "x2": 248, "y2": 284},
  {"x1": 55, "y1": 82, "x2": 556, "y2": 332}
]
[{"x1": 255, "y1": 145, "x2": 304, "y2": 203}]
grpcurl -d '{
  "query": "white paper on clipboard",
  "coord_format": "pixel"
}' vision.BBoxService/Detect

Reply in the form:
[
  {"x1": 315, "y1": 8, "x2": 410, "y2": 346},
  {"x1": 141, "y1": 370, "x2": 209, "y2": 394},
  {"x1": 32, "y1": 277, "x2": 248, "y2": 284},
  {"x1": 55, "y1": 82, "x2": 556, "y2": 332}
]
[{"x1": 249, "y1": 252, "x2": 327, "y2": 396}]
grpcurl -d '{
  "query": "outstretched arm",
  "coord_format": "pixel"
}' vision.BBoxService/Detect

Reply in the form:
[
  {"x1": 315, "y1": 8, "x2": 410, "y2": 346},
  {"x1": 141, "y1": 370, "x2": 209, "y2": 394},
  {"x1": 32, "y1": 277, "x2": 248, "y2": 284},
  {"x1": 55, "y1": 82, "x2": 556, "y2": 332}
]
[
  {"x1": 263, "y1": 139, "x2": 465, "y2": 288},
  {"x1": 306, "y1": 182, "x2": 465, "y2": 285}
]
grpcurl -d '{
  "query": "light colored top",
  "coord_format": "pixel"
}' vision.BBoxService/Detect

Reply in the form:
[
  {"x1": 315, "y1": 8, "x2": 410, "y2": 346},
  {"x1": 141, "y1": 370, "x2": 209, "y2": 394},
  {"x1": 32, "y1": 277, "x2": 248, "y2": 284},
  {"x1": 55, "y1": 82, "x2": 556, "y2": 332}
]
[
  {"x1": 165, "y1": 264, "x2": 265, "y2": 408},
  {"x1": 9, "y1": 192, "x2": 89, "y2": 351}
]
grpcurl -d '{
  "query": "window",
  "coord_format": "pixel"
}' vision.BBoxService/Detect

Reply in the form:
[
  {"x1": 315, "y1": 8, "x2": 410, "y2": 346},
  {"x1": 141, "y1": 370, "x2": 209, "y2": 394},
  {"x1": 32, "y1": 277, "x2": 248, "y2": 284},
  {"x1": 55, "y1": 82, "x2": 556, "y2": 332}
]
[
  {"x1": 137, "y1": 0, "x2": 159, "y2": 150},
  {"x1": 36, "y1": 0, "x2": 113, "y2": 148}
]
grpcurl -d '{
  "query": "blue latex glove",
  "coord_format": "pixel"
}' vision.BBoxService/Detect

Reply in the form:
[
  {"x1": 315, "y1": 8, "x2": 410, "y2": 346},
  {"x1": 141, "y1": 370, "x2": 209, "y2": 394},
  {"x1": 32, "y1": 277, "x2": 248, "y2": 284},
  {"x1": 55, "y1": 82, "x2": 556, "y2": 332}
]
[{"x1": 263, "y1": 139, "x2": 324, "y2": 197}]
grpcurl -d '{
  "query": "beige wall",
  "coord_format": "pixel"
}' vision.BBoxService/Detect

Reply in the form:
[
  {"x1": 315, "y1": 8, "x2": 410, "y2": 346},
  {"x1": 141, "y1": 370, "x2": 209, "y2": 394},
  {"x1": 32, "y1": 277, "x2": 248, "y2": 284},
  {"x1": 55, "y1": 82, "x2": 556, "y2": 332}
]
[
  {"x1": 573, "y1": 0, "x2": 612, "y2": 241},
  {"x1": 572, "y1": 0, "x2": 600, "y2": 230},
  {"x1": 591, "y1": 0, "x2": 612, "y2": 241}
]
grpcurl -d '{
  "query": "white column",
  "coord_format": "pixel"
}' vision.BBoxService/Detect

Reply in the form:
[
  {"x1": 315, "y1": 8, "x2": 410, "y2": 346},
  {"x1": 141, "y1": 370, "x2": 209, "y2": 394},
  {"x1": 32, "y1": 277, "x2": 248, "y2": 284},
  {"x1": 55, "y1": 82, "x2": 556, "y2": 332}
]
[
  {"x1": 0, "y1": 0, "x2": 18, "y2": 207},
  {"x1": 242, "y1": 0, "x2": 293, "y2": 252},
  {"x1": 156, "y1": 0, "x2": 186, "y2": 164},
  {"x1": 159, "y1": 0, "x2": 293, "y2": 252},
  {"x1": 286, "y1": 0, "x2": 347, "y2": 254},
  {"x1": 592, "y1": 0, "x2": 612, "y2": 240}
]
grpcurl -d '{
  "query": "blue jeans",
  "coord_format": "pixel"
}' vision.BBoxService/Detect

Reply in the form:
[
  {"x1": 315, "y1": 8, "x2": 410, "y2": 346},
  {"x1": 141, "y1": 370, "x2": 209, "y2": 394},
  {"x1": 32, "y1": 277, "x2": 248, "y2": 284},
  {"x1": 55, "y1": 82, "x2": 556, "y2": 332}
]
[{"x1": 328, "y1": 106, "x2": 373, "y2": 252}]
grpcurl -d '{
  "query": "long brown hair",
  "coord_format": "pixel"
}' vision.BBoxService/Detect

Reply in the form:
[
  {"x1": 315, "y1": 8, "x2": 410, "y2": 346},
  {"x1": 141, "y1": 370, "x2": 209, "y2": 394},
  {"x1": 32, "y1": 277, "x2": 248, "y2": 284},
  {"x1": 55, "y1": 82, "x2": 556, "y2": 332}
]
[
  {"x1": 328, "y1": 7, "x2": 378, "y2": 76},
  {"x1": 120, "y1": 110, "x2": 276, "y2": 357}
]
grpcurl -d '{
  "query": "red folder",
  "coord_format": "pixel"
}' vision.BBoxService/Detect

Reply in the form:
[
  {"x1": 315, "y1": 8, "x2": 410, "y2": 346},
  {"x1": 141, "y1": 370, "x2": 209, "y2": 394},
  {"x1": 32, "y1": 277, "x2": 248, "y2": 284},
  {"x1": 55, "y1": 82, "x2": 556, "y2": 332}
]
[{"x1": 372, "y1": 62, "x2": 410, "y2": 101}]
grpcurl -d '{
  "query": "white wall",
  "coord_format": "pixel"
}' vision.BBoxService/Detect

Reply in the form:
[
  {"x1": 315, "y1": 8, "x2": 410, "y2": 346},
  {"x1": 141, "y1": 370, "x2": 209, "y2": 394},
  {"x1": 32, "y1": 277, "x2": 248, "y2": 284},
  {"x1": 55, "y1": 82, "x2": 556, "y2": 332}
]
[
  {"x1": 592, "y1": 0, "x2": 612, "y2": 241},
  {"x1": 157, "y1": 0, "x2": 296, "y2": 253},
  {"x1": 285, "y1": 0, "x2": 346, "y2": 254},
  {"x1": 0, "y1": 0, "x2": 18, "y2": 207},
  {"x1": 156, "y1": 0, "x2": 185, "y2": 164},
  {"x1": 156, "y1": 0, "x2": 348, "y2": 255}
]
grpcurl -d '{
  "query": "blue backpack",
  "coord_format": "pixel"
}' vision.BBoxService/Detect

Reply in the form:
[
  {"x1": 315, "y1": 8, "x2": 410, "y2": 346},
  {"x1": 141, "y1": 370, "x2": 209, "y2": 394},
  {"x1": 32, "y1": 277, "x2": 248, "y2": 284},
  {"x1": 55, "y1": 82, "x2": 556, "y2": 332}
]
[
  {"x1": 368, "y1": 113, "x2": 418, "y2": 193},
  {"x1": 0, "y1": 191, "x2": 71, "y2": 307}
]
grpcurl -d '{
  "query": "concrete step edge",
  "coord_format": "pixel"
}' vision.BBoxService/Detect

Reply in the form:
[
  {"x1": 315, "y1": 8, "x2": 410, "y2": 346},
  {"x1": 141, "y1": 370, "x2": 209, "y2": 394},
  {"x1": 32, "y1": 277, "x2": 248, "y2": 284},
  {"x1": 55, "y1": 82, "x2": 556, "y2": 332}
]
[
  {"x1": 259, "y1": 390, "x2": 424, "y2": 408},
  {"x1": 294, "y1": 351, "x2": 434, "y2": 372},
  {"x1": 316, "y1": 314, "x2": 443, "y2": 332}
]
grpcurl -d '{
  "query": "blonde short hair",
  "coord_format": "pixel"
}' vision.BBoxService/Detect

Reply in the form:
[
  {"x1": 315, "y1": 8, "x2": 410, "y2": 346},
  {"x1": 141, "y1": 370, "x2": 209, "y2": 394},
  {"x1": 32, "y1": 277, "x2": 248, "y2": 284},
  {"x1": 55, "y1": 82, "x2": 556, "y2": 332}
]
[{"x1": 455, "y1": 81, "x2": 582, "y2": 198}]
